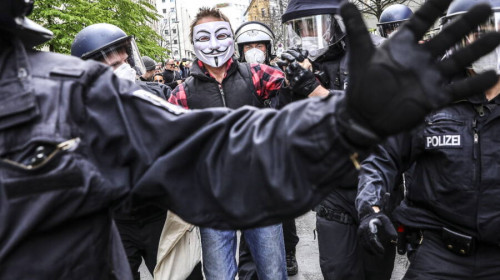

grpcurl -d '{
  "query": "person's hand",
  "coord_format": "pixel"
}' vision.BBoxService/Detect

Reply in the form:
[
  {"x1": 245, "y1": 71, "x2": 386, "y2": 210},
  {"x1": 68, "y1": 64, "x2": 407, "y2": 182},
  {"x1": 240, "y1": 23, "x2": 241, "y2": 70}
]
[
  {"x1": 358, "y1": 211, "x2": 397, "y2": 256},
  {"x1": 337, "y1": 0, "x2": 500, "y2": 148},
  {"x1": 279, "y1": 50, "x2": 321, "y2": 97}
]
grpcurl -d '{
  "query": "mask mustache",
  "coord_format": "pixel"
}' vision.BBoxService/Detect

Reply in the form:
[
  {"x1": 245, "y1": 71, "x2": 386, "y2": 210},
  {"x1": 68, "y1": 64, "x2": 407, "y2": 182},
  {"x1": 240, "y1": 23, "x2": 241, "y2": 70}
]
[{"x1": 200, "y1": 46, "x2": 229, "y2": 55}]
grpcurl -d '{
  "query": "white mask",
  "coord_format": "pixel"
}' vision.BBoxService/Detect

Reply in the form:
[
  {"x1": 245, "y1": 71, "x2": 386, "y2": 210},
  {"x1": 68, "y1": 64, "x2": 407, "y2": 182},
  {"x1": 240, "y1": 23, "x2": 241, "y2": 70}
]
[
  {"x1": 244, "y1": 48, "x2": 266, "y2": 64},
  {"x1": 193, "y1": 21, "x2": 234, "y2": 68},
  {"x1": 472, "y1": 50, "x2": 500, "y2": 74},
  {"x1": 301, "y1": 37, "x2": 328, "y2": 61},
  {"x1": 114, "y1": 63, "x2": 137, "y2": 82}
]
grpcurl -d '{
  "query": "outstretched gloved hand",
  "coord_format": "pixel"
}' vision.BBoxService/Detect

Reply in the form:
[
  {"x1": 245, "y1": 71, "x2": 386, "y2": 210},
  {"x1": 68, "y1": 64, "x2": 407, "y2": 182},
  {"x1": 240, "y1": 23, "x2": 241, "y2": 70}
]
[
  {"x1": 358, "y1": 211, "x2": 397, "y2": 256},
  {"x1": 278, "y1": 49, "x2": 320, "y2": 97},
  {"x1": 337, "y1": 0, "x2": 500, "y2": 148}
]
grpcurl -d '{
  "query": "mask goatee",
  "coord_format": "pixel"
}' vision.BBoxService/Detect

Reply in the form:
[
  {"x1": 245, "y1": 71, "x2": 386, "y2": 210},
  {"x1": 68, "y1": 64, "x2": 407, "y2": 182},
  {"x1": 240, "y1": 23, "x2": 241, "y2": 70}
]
[{"x1": 214, "y1": 57, "x2": 219, "y2": 67}]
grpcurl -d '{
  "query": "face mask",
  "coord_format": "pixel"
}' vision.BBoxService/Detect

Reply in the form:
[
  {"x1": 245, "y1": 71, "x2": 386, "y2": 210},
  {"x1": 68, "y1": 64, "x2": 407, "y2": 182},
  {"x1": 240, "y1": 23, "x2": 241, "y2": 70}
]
[
  {"x1": 301, "y1": 37, "x2": 328, "y2": 61},
  {"x1": 114, "y1": 63, "x2": 137, "y2": 82},
  {"x1": 472, "y1": 50, "x2": 499, "y2": 74},
  {"x1": 193, "y1": 21, "x2": 234, "y2": 68},
  {"x1": 244, "y1": 48, "x2": 266, "y2": 64}
]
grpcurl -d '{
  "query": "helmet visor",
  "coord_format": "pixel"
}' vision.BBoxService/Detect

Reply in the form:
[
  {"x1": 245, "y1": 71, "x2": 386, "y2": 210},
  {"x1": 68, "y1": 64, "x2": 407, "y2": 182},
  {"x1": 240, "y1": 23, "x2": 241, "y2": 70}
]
[
  {"x1": 444, "y1": 12, "x2": 500, "y2": 74},
  {"x1": 90, "y1": 37, "x2": 146, "y2": 74},
  {"x1": 377, "y1": 21, "x2": 405, "y2": 38},
  {"x1": 285, "y1": 14, "x2": 345, "y2": 54}
]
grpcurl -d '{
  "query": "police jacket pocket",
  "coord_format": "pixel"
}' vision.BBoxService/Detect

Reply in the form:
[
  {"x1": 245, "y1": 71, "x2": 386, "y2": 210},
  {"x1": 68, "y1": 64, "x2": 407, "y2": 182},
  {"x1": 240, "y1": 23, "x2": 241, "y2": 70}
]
[
  {"x1": 0, "y1": 89, "x2": 39, "y2": 130},
  {"x1": 1, "y1": 138, "x2": 83, "y2": 199}
]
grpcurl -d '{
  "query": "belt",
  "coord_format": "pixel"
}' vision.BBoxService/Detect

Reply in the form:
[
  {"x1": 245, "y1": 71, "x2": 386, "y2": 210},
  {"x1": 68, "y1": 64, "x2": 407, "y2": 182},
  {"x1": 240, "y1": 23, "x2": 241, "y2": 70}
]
[{"x1": 316, "y1": 205, "x2": 355, "y2": 225}]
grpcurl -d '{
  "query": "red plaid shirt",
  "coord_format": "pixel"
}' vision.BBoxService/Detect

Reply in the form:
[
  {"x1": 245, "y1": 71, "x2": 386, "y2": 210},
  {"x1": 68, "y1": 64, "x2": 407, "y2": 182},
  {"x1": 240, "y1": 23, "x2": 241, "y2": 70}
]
[{"x1": 168, "y1": 58, "x2": 284, "y2": 109}]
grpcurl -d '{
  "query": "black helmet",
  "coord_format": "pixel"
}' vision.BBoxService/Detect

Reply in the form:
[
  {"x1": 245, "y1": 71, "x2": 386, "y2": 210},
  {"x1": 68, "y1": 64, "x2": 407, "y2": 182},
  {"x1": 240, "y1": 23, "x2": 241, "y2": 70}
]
[
  {"x1": 234, "y1": 21, "x2": 275, "y2": 63},
  {"x1": 281, "y1": 0, "x2": 346, "y2": 23},
  {"x1": 441, "y1": 0, "x2": 500, "y2": 24},
  {"x1": 0, "y1": 0, "x2": 53, "y2": 47},
  {"x1": 71, "y1": 23, "x2": 145, "y2": 73},
  {"x1": 441, "y1": 0, "x2": 500, "y2": 74},
  {"x1": 377, "y1": 4, "x2": 413, "y2": 38},
  {"x1": 282, "y1": 0, "x2": 347, "y2": 61}
]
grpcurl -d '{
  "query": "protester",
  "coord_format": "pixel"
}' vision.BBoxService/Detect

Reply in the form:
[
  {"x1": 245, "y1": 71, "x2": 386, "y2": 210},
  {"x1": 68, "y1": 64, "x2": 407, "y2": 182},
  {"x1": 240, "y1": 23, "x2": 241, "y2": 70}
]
[
  {"x1": 168, "y1": 8, "x2": 291, "y2": 280},
  {"x1": 162, "y1": 58, "x2": 183, "y2": 90},
  {"x1": 235, "y1": 20, "x2": 300, "y2": 277}
]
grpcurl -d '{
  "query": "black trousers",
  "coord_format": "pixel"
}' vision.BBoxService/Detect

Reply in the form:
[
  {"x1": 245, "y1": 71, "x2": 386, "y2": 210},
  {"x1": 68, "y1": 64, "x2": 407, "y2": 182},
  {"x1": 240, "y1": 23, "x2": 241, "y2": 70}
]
[
  {"x1": 115, "y1": 214, "x2": 166, "y2": 280},
  {"x1": 283, "y1": 218, "x2": 299, "y2": 254},
  {"x1": 404, "y1": 230, "x2": 500, "y2": 280},
  {"x1": 316, "y1": 215, "x2": 395, "y2": 280}
]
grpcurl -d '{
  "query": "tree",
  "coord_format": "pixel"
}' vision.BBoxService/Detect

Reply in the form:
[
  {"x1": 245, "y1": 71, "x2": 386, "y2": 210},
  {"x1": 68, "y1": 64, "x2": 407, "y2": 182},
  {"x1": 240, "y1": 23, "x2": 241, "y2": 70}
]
[
  {"x1": 269, "y1": 0, "x2": 288, "y2": 55},
  {"x1": 350, "y1": 0, "x2": 421, "y2": 20},
  {"x1": 30, "y1": 0, "x2": 168, "y2": 61}
]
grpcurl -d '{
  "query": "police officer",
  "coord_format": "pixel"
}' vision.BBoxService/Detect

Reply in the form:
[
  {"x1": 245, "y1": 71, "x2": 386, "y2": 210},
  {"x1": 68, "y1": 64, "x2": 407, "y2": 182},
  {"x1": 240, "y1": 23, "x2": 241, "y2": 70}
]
[
  {"x1": 1, "y1": 0, "x2": 498, "y2": 278},
  {"x1": 280, "y1": 1, "x2": 393, "y2": 279},
  {"x1": 377, "y1": 4, "x2": 413, "y2": 38},
  {"x1": 71, "y1": 23, "x2": 171, "y2": 100},
  {"x1": 356, "y1": 0, "x2": 500, "y2": 279}
]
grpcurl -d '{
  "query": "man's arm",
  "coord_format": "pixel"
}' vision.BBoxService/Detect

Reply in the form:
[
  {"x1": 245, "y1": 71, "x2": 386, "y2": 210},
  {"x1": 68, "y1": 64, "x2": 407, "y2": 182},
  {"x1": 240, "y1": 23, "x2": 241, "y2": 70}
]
[
  {"x1": 84, "y1": 68, "x2": 356, "y2": 229},
  {"x1": 356, "y1": 134, "x2": 413, "y2": 218}
]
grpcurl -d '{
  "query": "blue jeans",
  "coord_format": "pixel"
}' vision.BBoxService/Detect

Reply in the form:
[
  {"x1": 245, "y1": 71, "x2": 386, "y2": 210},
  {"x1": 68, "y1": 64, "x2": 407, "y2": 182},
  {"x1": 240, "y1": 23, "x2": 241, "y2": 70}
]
[{"x1": 200, "y1": 224, "x2": 286, "y2": 280}]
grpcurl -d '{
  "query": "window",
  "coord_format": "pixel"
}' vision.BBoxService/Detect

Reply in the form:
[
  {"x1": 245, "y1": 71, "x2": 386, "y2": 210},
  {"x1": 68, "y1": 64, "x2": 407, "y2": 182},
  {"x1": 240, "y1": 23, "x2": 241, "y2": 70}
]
[
  {"x1": 261, "y1": 8, "x2": 265, "y2": 17},
  {"x1": 174, "y1": 50, "x2": 179, "y2": 55},
  {"x1": 170, "y1": 0, "x2": 174, "y2": 2},
  {"x1": 172, "y1": 29, "x2": 176, "y2": 34},
  {"x1": 174, "y1": 40, "x2": 178, "y2": 44},
  {"x1": 170, "y1": 8, "x2": 175, "y2": 13},
  {"x1": 164, "y1": 30, "x2": 169, "y2": 35},
  {"x1": 162, "y1": 0, "x2": 165, "y2": 2},
  {"x1": 162, "y1": 9, "x2": 166, "y2": 14}
]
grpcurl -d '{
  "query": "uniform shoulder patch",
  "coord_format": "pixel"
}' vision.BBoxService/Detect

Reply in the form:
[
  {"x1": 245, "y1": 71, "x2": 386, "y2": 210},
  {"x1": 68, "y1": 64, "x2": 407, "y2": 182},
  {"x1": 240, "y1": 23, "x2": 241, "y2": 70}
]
[{"x1": 132, "y1": 89, "x2": 187, "y2": 115}]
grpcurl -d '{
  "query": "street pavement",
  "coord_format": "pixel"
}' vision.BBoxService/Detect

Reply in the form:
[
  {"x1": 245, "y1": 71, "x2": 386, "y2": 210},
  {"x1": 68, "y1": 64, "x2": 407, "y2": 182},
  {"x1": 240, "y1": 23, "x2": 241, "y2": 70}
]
[{"x1": 140, "y1": 211, "x2": 409, "y2": 279}]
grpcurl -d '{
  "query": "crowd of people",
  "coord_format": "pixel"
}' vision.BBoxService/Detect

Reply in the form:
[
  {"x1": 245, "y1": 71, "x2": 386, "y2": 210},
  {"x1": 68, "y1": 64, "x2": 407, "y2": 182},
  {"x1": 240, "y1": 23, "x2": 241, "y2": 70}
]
[{"x1": 2, "y1": 0, "x2": 500, "y2": 279}]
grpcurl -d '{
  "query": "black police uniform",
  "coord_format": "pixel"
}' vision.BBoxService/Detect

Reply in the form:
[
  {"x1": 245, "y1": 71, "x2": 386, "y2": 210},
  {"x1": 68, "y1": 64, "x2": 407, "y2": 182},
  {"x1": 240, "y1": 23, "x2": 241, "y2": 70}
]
[
  {"x1": 357, "y1": 93, "x2": 500, "y2": 279},
  {"x1": 309, "y1": 34, "x2": 396, "y2": 280},
  {"x1": 0, "y1": 38, "x2": 361, "y2": 279}
]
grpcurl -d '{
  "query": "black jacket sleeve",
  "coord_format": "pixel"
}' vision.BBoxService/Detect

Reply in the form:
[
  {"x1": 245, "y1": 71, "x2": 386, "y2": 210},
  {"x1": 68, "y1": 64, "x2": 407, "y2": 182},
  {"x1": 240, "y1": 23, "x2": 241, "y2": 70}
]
[
  {"x1": 83, "y1": 67, "x2": 359, "y2": 229},
  {"x1": 356, "y1": 133, "x2": 413, "y2": 219}
]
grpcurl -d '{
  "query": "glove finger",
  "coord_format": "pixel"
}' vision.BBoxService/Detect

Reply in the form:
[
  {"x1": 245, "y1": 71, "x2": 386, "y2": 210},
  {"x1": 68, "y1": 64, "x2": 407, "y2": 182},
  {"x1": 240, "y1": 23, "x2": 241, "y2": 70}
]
[
  {"x1": 300, "y1": 49, "x2": 309, "y2": 59},
  {"x1": 379, "y1": 215, "x2": 398, "y2": 241},
  {"x1": 281, "y1": 53, "x2": 296, "y2": 63},
  {"x1": 276, "y1": 59, "x2": 288, "y2": 70},
  {"x1": 340, "y1": 3, "x2": 374, "y2": 75},
  {"x1": 369, "y1": 234, "x2": 386, "y2": 255},
  {"x1": 425, "y1": 4, "x2": 493, "y2": 57},
  {"x1": 438, "y1": 32, "x2": 500, "y2": 77},
  {"x1": 445, "y1": 70, "x2": 499, "y2": 102},
  {"x1": 287, "y1": 49, "x2": 304, "y2": 62},
  {"x1": 405, "y1": 0, "x2": 453, "y2": 40}
]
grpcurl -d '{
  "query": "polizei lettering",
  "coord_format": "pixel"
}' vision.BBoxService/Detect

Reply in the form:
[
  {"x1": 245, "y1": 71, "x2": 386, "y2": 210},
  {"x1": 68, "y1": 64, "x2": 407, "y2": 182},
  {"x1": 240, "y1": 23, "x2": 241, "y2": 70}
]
[{"x1": 425, "y1": 135, "x2": 462, "y2": 149}]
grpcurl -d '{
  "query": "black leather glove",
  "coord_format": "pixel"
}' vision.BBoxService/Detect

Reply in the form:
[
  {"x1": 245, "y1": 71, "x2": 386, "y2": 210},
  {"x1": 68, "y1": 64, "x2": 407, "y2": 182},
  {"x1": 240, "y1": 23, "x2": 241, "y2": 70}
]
[
  {"x1": 337, "y1": 0, "x2": 500, "y2": 148},
  {"x1": 358, "y1": 212, "x2": 397, "y2": 256},
  {"x1": 279, "y1": 50, "x2": 320, "y2": 97}
]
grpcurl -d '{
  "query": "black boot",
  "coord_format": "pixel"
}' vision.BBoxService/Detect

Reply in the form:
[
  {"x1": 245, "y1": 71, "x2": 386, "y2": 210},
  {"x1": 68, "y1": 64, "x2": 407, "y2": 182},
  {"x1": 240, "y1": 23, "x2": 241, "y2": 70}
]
[{"x1": 286, "y1": 249, "x2": 298, "y2": 276}]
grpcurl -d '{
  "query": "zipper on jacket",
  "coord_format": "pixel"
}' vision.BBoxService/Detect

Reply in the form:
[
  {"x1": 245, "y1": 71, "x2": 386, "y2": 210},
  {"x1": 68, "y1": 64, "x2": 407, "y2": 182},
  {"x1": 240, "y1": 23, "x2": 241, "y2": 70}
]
[
  {"x1": 218, "y1": 84, "x2": 227, "y2": 107},
  {"x1": 473, "y1": 119, "x2": 478, "y2": 160}
]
